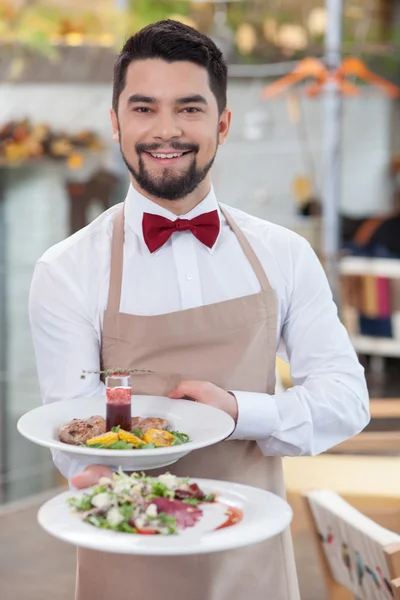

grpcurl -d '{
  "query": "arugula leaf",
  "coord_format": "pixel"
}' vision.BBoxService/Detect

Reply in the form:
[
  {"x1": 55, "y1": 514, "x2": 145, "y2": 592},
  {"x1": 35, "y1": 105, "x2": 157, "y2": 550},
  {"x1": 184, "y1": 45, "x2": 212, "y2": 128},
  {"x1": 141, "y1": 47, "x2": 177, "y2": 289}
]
[
  {"x1": 182, "y1": 498, "x2": 200, "y2": 506},
  {"x1": 139, "y1": 443, "x2": 157, "y2": 449},
  {"x1": 68, "y1": 495, "x2": 93, "y2": 511},
  {"x1": 119, "y1": 504, "x2": 134, "y2": 520},
  {"x1": 119, "y1": 522, "x2": 137, "y2": 533},
  {"x1": 86, "y1": 442, "x2": 108, "y2": 448},
  {"x1": 108, "y1": 441, "x2": 134, "y2": 450},
  {"x1": 92, "y1": 485, "x2": 107, "y2": 495},
  {"x1": 131, "y1": 429, "x2": 144, "y2": 437},
  {"x1": 171, "y1": 431, "x2": 190, "y2": 444},
  {"x1": 151, "y1": 482, "x2": 169, "y2": 497},
  {"x1": 111, "y1": 425, "x2": 121, "y2": 433},
  {"x1": 204, "y1": 494, "x2": 216, "y2": 502}
]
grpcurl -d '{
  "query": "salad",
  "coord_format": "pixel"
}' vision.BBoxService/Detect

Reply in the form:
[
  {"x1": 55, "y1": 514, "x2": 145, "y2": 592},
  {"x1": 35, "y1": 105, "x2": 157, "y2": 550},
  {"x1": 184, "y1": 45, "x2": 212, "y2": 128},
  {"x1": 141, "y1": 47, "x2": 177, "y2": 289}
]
[{"x1": 68, "y1": 470, "x2": 216, "y2": 535}]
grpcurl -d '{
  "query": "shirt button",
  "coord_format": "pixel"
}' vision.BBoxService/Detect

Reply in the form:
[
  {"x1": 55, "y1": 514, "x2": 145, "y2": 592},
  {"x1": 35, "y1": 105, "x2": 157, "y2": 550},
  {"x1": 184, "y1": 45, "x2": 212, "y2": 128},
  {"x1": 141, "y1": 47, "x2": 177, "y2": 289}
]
[{"x1": 186, "y1": 273, "x2": 193, "y2": 281}]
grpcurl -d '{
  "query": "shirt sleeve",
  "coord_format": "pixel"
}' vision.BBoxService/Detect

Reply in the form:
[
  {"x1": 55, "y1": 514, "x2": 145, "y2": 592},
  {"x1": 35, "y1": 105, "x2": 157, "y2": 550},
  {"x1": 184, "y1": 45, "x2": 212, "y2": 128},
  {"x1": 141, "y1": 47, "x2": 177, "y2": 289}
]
[
  {"x1": 228, "y1": 236, "x2": 370, "y2": 456},
  {"x1": 29, "y1": 261, "x2": 107, "y2": 482}
]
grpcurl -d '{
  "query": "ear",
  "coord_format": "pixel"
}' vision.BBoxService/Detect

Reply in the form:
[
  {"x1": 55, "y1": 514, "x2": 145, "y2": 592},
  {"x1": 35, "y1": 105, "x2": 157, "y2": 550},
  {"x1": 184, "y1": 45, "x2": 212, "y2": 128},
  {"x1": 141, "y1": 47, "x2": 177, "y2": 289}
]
[
  {"x1": 218, "y1": 108, "x2": 232, "y2": 146},
  {"x1": 110, "y1": 108, "x2": 119, "y2": 143}
]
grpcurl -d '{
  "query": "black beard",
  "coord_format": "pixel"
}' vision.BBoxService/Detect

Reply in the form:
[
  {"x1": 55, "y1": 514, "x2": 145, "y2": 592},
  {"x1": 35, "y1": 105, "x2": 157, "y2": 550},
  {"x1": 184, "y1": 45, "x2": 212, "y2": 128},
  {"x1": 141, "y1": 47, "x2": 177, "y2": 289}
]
[{"x1": 119, "y1": 139, "x2": 217, "y2": 201}]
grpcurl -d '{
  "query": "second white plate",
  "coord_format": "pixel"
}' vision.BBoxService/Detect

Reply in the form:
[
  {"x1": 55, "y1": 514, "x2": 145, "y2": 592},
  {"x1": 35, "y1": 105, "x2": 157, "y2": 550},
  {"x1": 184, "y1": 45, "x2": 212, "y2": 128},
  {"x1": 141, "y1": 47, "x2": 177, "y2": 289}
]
[{"x1": 38, "y1": 478, "x2": 293, "y2": 555}]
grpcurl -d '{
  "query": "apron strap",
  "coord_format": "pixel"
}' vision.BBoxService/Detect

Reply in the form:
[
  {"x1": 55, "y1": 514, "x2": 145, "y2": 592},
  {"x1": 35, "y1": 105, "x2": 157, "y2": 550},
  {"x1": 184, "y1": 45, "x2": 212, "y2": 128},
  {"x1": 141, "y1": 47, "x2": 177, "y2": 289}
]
[
  {"x1": 220, "y1": 205, "x2": 273, "y2": 293},
  {"x1": 107, "y1": 204, "x2": 125, "y2": 312}
]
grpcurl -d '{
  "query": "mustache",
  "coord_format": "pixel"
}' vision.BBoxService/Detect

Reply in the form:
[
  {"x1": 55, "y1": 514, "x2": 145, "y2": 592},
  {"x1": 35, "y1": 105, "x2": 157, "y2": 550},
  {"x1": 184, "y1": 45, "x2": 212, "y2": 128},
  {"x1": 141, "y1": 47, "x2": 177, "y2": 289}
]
[{"x1": 136, "y1": 142, "x2": 199, "y2": 154}]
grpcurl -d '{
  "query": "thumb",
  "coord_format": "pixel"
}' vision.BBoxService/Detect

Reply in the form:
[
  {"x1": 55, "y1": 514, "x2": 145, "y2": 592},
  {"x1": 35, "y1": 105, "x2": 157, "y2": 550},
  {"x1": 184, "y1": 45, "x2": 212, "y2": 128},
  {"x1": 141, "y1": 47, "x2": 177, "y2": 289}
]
[
  {"x1": 71, "y1": 464, "x2": 114, "y2": 489},
  {"x1": 169, "y1": 380, "x2": 199, "y2": 400}
]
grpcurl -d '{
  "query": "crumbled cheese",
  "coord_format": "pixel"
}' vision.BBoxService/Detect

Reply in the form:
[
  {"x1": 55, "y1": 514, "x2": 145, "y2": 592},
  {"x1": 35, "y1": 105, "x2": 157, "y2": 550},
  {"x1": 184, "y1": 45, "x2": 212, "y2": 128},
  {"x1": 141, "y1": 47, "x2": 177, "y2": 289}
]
[
  {"x1": 146, "y1": 503, "x2": 158, "y2": 518},
  {"x1": 158, "y1": 474, "x2": 178, "y2": 490},
  {"x1": 114, "y1": 482, "x2": 130, "y2": 495},
  {"x1": 98, "y1": 477, "x2": 112, "y2": 486},
  {"x1": 132, "y1": 483, "x2": 144, "y2": 494},
  {"x1": 135, "y1": 516, "x2": 147, "y2": 529},
  {"x1": 91, "y1": 493, "x2": 112, "y2": 510},
  {"x1": 107, "y1": 507, "x2": 124, "y2": 527}
]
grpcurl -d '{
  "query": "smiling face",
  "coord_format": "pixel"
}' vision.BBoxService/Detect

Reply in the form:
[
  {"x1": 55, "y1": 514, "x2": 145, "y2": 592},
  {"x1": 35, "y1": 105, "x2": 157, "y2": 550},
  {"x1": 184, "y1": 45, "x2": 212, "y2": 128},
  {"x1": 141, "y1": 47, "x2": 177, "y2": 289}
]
[{"x1": 111, "y1": 59, "x2": 231, "y2": 203}]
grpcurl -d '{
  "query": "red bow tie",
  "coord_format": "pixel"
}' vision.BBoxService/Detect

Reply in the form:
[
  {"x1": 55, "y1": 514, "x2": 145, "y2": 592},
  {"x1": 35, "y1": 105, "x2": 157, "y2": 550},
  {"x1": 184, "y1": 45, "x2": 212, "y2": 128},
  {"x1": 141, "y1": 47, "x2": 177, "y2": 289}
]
[{"x1": 142, "y1": 210, "x2": 220, "y2": 253}]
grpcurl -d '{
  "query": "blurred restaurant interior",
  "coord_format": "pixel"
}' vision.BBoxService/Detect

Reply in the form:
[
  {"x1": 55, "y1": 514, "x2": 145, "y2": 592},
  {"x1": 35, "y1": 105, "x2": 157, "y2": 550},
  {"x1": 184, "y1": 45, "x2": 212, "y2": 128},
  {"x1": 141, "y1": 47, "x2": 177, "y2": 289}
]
[{"x1": 1, "y1": 0, "x2": 400, "y2": 599}]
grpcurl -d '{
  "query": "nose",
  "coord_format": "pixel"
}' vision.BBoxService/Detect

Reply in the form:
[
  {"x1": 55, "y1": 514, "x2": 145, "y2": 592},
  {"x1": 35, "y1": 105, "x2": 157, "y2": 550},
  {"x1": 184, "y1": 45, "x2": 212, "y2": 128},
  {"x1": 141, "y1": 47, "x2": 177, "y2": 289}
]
[{"x1": 152, "y1": 110, "x2": 183, "y2": 142}]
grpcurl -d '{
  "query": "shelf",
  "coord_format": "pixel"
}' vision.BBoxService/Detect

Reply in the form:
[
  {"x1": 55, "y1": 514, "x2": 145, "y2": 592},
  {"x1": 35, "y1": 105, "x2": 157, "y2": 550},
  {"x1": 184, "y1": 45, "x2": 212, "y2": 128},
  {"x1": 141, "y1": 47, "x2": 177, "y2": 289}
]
[
  {"x1": 352, "y1": 335, "x2": 400, "y2": 357},
  {"x1": 340, "y1": 257, "x2": 400, "y2": 278}
]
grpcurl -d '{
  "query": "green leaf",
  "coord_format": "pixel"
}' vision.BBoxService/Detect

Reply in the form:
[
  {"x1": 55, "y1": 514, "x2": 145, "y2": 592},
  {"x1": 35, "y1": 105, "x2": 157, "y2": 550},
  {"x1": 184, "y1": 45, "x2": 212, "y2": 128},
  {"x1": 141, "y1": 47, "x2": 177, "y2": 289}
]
[
  {"x1": 119, "y1": 522, "x2": 137, "y2": 533},
  {"x1": 119, "y1": 504, "x2": 134, "y2": 520},
  {"x1": 131, "y1": 429, "x2": 144, "y2": 437},
  {"x1": 151, "y1": 482, "x2": 169, "y2": 497},
  {"x1": 85, "y1": 443, "x2": 107, "y2": 448},
  {"x1": 171, "y1": 431, "x2": 190, "y2": 444},
  {"x1": 182, "y1": 498, "x2": 200, "y2": 506},
  {"x1": 68, "y1": 495, "x2": 93, "y2": 511},
  {"x1": 111, "y1": 425, "x2": 121, "y2": 433},
  {"x1": 204, "y1": 494, "x2": 216, "y2": 503},
  {"x1": 139, "y1": 443, "x2": 156, "y2": 449},
  {"x1": 108, "y1": 441, "x2": 133, "y2": 450},
  {"x1": 92, "y1": 485, "x2": 107, "y2": 495}
]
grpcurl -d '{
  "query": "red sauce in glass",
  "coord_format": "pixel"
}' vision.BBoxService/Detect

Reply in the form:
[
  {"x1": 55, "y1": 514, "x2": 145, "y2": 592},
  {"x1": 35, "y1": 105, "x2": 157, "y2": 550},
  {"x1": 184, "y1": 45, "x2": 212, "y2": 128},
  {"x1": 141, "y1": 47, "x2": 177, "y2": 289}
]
[
  {"x1": 106, "y1": 387, "x2": 131, "y2": 430},
  {"x1": 214, "y1": 505, "x2": 243, "y2": 530}
]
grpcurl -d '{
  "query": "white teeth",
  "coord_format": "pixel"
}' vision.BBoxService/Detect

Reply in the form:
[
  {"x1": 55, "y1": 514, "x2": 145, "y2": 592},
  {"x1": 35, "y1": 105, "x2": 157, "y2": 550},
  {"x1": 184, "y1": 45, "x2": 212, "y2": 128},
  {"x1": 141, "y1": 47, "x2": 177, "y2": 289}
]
[{"x1": 150, "y1": 152, "x2": 184, "y2": 159}]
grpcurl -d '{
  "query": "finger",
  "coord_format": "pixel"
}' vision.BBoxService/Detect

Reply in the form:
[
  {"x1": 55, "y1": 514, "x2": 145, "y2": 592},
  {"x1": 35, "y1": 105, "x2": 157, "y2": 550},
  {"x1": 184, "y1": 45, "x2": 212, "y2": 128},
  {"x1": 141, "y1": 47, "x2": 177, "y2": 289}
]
[
  {"x1": 71, "y1": 464, "x2": 114, "y2": 489},
  {"x1": 169, "y1": 381, "x2": 201, "y2": 400}
]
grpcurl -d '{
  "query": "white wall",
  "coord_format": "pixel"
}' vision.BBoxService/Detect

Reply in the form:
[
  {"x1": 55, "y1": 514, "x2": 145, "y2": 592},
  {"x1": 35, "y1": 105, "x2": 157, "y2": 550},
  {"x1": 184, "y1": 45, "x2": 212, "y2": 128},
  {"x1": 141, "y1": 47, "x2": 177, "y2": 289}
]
[{"x1": 0, "y1": 80, "x2": 394, "y2": 220}]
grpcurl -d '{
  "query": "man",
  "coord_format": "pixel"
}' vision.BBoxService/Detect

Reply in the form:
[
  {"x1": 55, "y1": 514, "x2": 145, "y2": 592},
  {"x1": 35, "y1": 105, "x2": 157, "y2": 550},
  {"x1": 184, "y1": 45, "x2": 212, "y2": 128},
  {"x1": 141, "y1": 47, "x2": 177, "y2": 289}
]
[{"x1": 29, "y1": 19, "x2": 370, "y2": 600}]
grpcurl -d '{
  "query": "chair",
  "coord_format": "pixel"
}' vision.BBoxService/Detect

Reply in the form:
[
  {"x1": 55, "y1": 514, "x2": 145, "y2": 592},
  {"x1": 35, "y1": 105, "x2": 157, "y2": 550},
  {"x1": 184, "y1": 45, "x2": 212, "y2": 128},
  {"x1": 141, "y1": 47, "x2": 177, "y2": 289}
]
[{"x1": 305, "y1": 488, "x2": 400, "y2": 599}]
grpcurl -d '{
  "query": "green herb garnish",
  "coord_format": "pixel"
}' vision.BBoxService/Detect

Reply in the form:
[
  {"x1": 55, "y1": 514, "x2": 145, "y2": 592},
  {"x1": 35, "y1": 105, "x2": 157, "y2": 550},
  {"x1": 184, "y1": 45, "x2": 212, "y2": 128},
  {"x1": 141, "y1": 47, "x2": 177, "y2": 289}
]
[
  {"x1": 204, "y1": 494, "x2": 216, "y2": 502},
  {"x1": 108, "y1": 441, "x2": 134, "y2": 450},
  {"x1": 68, "y1": 495, "x2": 93, "y2": 511},
  {"x1": 171, "y1": 431, "x2": 190, "y2": 445}
]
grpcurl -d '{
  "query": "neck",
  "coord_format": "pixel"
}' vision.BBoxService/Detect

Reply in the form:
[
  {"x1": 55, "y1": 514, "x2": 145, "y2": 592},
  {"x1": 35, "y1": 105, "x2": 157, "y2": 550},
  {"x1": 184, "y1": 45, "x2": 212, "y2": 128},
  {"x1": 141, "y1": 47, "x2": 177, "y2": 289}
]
[{"x1": 131, "y1": 177, "x2": 212, "y2": 216}]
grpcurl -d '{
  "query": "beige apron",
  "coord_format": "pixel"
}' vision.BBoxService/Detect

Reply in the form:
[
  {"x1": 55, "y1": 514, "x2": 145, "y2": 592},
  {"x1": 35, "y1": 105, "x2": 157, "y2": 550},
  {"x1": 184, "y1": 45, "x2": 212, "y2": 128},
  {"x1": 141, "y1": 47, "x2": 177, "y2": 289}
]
[{"x1": 76, "y1": 204, "x2": 300, "y2": 600}]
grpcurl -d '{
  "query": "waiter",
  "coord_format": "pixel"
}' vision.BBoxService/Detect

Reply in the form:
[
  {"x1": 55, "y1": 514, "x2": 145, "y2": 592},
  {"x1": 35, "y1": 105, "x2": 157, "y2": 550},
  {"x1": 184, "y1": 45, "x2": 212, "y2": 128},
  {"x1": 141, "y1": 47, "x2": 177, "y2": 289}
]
[{"x1": 29, "y1": 19, "x2": 370, "y2": 600}]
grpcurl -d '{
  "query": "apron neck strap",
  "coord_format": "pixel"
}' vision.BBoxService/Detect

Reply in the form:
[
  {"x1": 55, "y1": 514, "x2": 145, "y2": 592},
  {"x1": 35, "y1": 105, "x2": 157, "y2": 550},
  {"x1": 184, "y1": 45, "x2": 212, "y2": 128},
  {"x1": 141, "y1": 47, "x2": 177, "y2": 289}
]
[
  {"x1": 107, "y1": 204, "x2": 125, "y2": 313},
  {"x1": 107, "y1": 202, "x2": 274, "y2": 312},
  {"x1": 219, "y1": 206, "x2": 272, "y2": 293}
]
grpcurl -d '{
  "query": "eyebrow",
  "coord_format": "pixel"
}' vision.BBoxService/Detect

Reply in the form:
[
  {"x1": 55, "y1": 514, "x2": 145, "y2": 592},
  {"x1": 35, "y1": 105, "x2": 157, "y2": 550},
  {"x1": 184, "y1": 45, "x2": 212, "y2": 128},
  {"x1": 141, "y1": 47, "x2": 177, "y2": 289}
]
[
  {"x1": 176, "y1": 95, "x2": 208, "y2": 106},
  {"x1": 127, "y1": 94, "x2": 156, "y2": 104},
  {"x1": 127, "y1": 94, "x2": 208, "y2": 106}
]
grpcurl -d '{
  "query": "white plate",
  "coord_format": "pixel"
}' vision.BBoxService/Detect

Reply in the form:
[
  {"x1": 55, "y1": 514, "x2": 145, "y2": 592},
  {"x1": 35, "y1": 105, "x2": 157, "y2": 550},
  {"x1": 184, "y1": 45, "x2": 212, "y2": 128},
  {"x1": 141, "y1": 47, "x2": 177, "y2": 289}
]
[
  {"x1": 37, "y1": 478, "x2": 293, "y2": 555},
  {"x1": 17, "y1": 396, "x2": 235, "y2": 470}
]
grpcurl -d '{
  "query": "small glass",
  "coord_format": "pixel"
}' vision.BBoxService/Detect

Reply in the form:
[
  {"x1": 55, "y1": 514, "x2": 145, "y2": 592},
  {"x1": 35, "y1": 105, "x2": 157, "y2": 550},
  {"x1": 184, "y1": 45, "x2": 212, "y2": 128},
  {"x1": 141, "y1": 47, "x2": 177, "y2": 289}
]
[{"x1": 105, "y1": 374, "x2": 131, "y2": 431}]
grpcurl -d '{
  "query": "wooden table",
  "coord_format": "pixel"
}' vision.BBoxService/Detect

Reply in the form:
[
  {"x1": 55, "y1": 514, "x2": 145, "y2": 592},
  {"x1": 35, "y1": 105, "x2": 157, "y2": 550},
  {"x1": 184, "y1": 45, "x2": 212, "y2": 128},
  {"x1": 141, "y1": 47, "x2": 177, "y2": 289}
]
[{"x1": 283, "y1": 454, "x2": 400, "y2": 535}]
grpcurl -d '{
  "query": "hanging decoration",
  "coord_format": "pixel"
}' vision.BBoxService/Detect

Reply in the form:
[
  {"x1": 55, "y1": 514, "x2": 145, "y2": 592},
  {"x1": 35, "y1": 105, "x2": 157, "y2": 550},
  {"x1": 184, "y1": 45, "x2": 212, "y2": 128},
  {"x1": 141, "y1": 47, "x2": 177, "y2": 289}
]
[{"x1": 261, "y1": 57, "x2": 400, "y2": 99}]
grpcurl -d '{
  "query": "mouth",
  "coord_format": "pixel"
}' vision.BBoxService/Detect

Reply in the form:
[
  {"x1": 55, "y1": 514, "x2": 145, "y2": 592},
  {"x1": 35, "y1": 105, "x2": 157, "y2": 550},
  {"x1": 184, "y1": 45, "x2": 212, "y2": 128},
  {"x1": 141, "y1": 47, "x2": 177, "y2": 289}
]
[{"x1": 143, "y1": 150, "x2": 194, "y2": 166}]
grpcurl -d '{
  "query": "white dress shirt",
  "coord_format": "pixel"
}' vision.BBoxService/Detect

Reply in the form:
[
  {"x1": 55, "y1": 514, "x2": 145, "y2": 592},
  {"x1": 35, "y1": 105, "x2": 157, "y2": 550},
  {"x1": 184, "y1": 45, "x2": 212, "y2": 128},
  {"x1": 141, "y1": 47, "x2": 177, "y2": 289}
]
[{"x1": 29, "y1": 185, "x2": 370, "y2": 481}]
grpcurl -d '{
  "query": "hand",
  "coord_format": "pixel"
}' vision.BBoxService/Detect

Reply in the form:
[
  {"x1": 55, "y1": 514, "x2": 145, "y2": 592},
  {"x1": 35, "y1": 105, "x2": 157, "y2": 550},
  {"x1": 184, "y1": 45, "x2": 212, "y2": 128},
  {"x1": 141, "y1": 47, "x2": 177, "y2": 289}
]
[
  {"x1": 169, "y1": 381, "x2": 238, "y2": 423},
  {"x1": 71, "y1": 464, "x2": 114, "y2": 489}
]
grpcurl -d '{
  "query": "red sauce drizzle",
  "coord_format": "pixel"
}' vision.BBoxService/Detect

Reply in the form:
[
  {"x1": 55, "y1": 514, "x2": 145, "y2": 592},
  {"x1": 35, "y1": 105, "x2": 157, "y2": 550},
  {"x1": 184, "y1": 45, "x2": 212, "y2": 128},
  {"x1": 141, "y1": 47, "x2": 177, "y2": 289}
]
[{"x1": 215, "y1": 505, "x2": 243, "y2": 531}]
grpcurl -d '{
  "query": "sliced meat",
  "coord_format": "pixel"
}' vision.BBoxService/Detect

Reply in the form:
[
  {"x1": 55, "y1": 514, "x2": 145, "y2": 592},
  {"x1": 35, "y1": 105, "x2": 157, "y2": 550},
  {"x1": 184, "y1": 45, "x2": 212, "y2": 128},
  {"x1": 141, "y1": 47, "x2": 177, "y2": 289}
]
[
  {"x1": 131, "y1": 417, "x2": 170, "y2": 433},
  {"x1": 59, "y1": 415, "x2": 106, "y2": 445},
  {"x1": 151, "y1": 498, "x2": 203, "y2": 530},
  {"x1": 175, "y1": 483, "x2": 206, "y2": 501}
]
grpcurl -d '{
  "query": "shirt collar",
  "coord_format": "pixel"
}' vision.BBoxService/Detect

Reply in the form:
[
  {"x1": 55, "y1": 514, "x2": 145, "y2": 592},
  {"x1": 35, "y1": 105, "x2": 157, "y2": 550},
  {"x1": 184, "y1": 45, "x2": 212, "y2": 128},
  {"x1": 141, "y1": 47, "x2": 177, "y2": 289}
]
[{"x1": 124, "y1": 184, "x2": 222, "y2": 254}]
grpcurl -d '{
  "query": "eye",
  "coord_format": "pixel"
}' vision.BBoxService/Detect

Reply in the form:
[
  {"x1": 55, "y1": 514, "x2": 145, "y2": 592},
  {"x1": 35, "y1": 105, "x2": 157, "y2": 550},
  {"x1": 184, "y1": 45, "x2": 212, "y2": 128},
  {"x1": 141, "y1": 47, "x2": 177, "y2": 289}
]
[
  {"x1": 182, "y1": 107, "x2": 202, "y2": 113},
  {"x1": 133, "y1": 107, "x2": 151, "y2": 113}
]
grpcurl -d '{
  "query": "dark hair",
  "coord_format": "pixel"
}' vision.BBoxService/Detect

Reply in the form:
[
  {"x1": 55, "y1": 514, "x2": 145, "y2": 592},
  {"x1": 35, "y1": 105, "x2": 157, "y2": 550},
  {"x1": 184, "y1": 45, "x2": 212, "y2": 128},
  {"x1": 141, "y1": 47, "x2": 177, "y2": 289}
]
[{"x1": 112, "y1": 19, "x2": 227, "y2": 115}]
